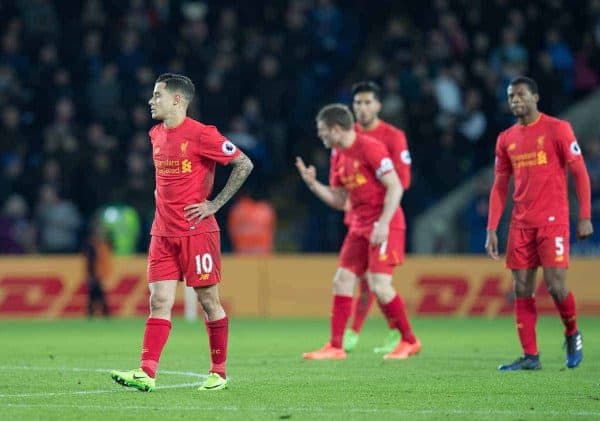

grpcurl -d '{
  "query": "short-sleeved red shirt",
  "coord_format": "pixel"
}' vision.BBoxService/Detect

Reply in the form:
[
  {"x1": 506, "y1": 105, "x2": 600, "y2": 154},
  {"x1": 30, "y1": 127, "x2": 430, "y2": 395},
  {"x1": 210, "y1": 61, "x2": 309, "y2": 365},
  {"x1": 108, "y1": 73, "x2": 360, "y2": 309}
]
[
  {"x1": 354, "y1": 121, "x2": 411, "y2": 189},
  {"x1": 332, "y1": 121, "x2": 411, "y2": 228},
  {"x1": 494, "y1": 113, "x2": 583, "y2": 228},
  {"x1": 329, "y1": 133, "x2": 403, "y2": 234},
  {"x1": 149, "y1": 117, "x2": 240, "y2": 236}
]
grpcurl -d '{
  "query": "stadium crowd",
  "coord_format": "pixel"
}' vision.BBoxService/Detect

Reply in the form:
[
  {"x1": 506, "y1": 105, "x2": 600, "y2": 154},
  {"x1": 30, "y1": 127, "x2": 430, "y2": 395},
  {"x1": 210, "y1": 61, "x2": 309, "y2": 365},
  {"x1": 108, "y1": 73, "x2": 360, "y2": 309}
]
[{"x1": 1, "y1": 0, "x2": 600, "y2": 254}]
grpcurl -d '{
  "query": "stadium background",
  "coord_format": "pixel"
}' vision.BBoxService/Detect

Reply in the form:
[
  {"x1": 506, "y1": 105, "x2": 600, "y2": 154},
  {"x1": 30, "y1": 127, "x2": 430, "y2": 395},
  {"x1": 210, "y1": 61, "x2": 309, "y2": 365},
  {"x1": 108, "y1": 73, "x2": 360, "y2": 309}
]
[
  {"x1": 2, "y1": 0, "x2": 600, "y2": 318},
  {"x1": 1, "y1": 2, "x2": 600, "y2": 420}
]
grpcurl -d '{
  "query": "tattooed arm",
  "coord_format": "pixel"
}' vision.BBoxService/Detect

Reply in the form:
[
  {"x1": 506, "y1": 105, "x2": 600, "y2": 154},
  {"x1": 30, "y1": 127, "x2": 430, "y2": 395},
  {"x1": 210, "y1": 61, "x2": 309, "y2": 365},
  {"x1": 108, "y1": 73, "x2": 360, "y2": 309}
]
[{"x1": 184, "y1": 152, "x2": 254, "y2": 222}]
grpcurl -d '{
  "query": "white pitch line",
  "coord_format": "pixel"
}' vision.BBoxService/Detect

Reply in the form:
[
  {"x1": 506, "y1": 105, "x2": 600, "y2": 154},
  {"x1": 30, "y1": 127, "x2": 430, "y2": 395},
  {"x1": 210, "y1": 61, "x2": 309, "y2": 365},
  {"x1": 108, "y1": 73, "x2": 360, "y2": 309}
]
[
  {"x1": 0, "y1": 366, "x2": 207, "y2": 398},
  {"x1": 0, "y1": 403, "x2": 599, "y2": 417},
  {"x1": 0, "y1": 366, "x2": 205, "y2": 378}
]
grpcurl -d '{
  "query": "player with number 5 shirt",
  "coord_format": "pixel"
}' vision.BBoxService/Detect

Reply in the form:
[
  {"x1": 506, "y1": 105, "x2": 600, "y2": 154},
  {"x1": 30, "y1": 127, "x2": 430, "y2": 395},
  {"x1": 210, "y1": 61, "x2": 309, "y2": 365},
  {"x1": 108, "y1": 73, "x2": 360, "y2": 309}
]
[{"x1": 485, "y1": 76, "x2": 593, "y2": 371}]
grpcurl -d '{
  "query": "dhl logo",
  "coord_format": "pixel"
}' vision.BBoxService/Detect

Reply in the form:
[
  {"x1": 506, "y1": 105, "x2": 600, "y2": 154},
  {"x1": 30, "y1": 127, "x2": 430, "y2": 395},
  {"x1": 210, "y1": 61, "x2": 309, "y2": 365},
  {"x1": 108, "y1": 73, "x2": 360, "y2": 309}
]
[
  {"x1": 0, "y1": 276, "x2": 229, "y2": 317},
  {"x1": 2, "y1": 274, "x2": 599, "y2": 318}
]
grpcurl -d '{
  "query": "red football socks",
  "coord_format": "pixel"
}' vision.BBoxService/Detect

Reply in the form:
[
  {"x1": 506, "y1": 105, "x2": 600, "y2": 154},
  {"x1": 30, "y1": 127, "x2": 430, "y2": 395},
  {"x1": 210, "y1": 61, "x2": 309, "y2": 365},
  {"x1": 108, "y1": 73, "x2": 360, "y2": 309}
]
[
  {"x1": 350, "y1": 277, "x2": 375, "y2": 333},
  {"x1": 553, "y1": 292, "x2": 578, "y2": 336},
  {"x1": 379, "y1": 294, "x2": 416, "y2": 344},
  {"x1": 330, "y1": 295, "x2": 353, "y2": 348},
  {"x1": 140, "y1": 317, "x2": 172, "y2": 378},
  {"x1": 205, "y1": 316, "x2": 229, "y2": 378},
  {"x1": 515, "y1": 296, "x2": 538, "y2": 355}
]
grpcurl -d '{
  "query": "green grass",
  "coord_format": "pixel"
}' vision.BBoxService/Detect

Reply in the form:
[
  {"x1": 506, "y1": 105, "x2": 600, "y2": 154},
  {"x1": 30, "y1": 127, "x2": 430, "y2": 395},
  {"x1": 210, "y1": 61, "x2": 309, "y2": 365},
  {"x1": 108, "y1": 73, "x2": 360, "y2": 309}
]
[{"x1": 0, "y1": 317, "x2": 599, "y2": 420}]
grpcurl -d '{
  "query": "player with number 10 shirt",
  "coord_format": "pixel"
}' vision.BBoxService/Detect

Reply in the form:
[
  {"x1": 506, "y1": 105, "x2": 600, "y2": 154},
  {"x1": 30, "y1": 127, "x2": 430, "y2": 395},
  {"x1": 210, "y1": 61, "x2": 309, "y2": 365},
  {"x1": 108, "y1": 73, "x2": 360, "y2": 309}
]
[{"x1": 110, "y1": 73, "x2": 253, "y2": 392}]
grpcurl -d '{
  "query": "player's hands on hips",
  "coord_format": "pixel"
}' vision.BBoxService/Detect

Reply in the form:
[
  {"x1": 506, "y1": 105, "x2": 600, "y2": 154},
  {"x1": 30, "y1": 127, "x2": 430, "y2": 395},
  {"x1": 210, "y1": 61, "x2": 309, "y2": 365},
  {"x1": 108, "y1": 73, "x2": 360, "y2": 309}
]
[
  {"x1": 370, "y1": 221, "x2": 389, "y2": 245},
  {"x1": 576, "y1": 218, "x2": 593, "y2": 239},
  {"x1": 184, "y1": 200, "x2": 219, "y2": 223},
  {"x1": 485, "y1": 230, "x2": 499, "y2": 259},
  {"x1": 295, "y1": 157, "x2": 317, "y2": 188}
]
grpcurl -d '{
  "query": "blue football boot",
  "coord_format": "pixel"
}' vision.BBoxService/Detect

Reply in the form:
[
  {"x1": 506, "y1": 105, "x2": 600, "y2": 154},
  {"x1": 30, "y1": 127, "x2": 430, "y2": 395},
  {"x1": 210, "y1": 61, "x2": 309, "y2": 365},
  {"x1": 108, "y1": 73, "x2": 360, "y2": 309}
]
[
  {"x1": 565, "y1": 331, "x2": 583, "y2": 368},
  {"x1": 498, "y1": 354, "x2": 541, "y2": 371}
]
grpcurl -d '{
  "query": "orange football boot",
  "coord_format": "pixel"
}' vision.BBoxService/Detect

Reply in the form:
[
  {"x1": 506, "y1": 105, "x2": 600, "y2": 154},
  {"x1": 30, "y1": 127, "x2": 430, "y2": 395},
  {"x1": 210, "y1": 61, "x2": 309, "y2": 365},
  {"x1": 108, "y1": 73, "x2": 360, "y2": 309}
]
[
  {"x1": 383, "y1": 338, "x2": 422, "y2": 360},
  {"x1": 302, "y1": 342, "x2": 347, "y2": 360}
]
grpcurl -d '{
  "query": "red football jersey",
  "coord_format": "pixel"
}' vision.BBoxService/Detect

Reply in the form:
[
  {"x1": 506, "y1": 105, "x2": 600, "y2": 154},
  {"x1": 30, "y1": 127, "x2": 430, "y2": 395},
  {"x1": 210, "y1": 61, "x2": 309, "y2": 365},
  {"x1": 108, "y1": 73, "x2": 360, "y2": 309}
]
[
  {"x1": 330, "y1": 133, "x2": 403, "y2": 234},
  {"x1": 332, "y1": 121, "x2": 411, "y2": 228},
  {"x1": 354, "y1": 121, "x2": 412, "y2": 189},
  {"x1": 149, "y1": 117, "x2": 241, "y2": 236},
  {"x1": 495, "y1": 113, "x2": 584, "y2": 228}
]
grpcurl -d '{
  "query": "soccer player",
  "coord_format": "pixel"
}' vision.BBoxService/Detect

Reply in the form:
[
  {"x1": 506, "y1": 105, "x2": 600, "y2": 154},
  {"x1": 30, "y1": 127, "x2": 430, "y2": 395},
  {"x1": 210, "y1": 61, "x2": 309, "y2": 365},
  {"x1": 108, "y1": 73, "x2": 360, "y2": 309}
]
[
  {"x1": 342, "y1": 81, "x2": 412, "y2": 354},
  {"x1": 485, "y1": 76, "x2": 593, "y2": 371},
  {"x1": 296, "y1": 103, "x2": 420, "y2": 361},
  {"x1": 110, "y1": 73, "x2": 253, "y2": 391}
]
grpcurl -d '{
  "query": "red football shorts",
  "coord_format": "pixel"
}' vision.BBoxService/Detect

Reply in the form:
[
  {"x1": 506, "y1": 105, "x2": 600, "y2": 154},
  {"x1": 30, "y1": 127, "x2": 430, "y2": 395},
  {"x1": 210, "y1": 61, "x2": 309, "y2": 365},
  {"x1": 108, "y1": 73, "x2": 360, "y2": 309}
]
[
  {"x1": 339, "y1": 229, "x2": 405, "y2": 276},
  {"x1": 506, "y1": 225, "x2": 569, "y2": 269},
  {"x1": 147, "y1": 232, "x2": 222, "y2": 287}
]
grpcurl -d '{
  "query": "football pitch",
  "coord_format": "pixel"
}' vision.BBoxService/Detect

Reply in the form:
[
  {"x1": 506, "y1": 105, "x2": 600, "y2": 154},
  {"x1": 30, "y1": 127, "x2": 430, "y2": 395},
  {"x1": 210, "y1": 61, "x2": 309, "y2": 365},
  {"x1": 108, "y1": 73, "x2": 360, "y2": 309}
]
[{"x1": 1, "y1": 317, "x2": 599, "y2": 420}]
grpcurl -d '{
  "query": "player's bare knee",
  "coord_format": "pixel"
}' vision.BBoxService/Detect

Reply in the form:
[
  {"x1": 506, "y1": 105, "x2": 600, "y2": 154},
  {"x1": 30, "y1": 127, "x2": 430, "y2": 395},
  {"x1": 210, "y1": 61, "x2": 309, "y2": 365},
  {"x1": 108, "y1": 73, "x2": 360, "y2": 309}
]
[
  {"x1": 512, "y1": 271, "x2": 534, "y2": 297},
  {"x1": 369, "y1": 282, "x2": 385, "y2": 299},
  {"x1": 197, "y1": 293, "x2": 218, "y2": 312},
  {"x1": 513, "y1": 281, "x2": 533, "y2": 297},
  {"x1": 544, "y1": 280, "x2": 568, "y2": 301},
  {"x1": 149, "y1": 292, "x2": 173, "y2": 314},
  {"x1": 367, "y1": 274, "x2": 394, "y2": 303},
  {"x1": 332, "y1": 269, "x2": 355, "y2": 295},
  {"x1": 543, "y1": 268, "x2": 568, "y2": 301}
]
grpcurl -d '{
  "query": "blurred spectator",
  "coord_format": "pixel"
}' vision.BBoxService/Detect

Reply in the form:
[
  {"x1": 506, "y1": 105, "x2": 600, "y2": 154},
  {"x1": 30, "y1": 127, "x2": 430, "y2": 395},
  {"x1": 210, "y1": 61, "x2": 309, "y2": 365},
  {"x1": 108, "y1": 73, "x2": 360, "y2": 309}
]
[
  {"x1": 0, "y1": 194, "x2": 35, "y2": 254},
  {"x1": 489, "y1": 26, "x2": 528, "y2": 77},
  {"x1": 434, "y1": 65, "x2": 462, "y2": 124},
  {"x1": 0, "y1": 153, "x2": 27, "y2": 203},
  {"x1": 226, "y1": 115, "x2": 268, "y2": 175},
  {"x1": 462, "y1": 179, "x2": 490, "y2": 254},
  {"x1": 429, "y1": 128, "x2": 471, "y2": 197},
  {"x1": 77, "y1": 31, "x2": 105, "y2": 87},
  {"x1": 98, "y1": 205, "x2": 141, "y2": 255},
  {"x1": 87, "y1": 63, "x2": 122, "y2": 124},
  {"x1": 16, "y1": 0, "x2": 59, "y2": 42},
  {"x1": 573, "y1": 33, "x2": 600, "y2": 97},
  {"x1": 533, "y1": 52, "x2": 567, "y2": 115},
  {"x1": 81, "y1": 0, "x2": 107, "y2": 30},
  {"x1": 379, "y1": 73, "x2": 405, "y2": 129},
  {"x1": 545, "y1": 29, "x2": 574, "y2": 93},
  {"x1": 227, "y1": 190, "x2": 276, "y2": 254},
  {"x1": 0, "y1": 105, "x2": 25, "y2": 158},
  {"x1": 459, "y1": 88, "x2": 487, "y2": 144},
  {"x1": 36, "y1": 184, "x2": 82, "y2": 253},
  {"x1": 256, "y1": 55, "x2": 288, "y2": 119}
]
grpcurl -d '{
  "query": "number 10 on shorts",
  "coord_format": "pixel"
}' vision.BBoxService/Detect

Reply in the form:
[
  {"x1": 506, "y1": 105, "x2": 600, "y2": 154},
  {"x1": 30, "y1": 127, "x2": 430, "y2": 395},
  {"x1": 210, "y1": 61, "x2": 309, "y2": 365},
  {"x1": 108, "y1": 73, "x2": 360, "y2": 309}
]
[{"x1": 195, "y1": 253, "x2": 214, "y2": 279}]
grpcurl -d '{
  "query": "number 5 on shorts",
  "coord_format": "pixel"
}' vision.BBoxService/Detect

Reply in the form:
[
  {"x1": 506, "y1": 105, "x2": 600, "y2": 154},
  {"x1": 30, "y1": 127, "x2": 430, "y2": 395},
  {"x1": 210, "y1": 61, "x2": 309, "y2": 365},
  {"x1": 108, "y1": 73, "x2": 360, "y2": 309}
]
[
  {"x1": 195, "y1": 253, "x2": 214, "y2": 275},
  {"x1": 555, "y1": 237, "x2": 564, "y2": 256}
]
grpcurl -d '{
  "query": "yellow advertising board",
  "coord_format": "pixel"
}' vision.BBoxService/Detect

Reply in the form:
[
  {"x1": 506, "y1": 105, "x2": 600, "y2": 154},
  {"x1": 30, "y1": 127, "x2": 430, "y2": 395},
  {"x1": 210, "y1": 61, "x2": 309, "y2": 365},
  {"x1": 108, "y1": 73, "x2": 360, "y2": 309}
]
[{"x1": 0, "y1": 255, "x2": 599, "y2": 318}]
